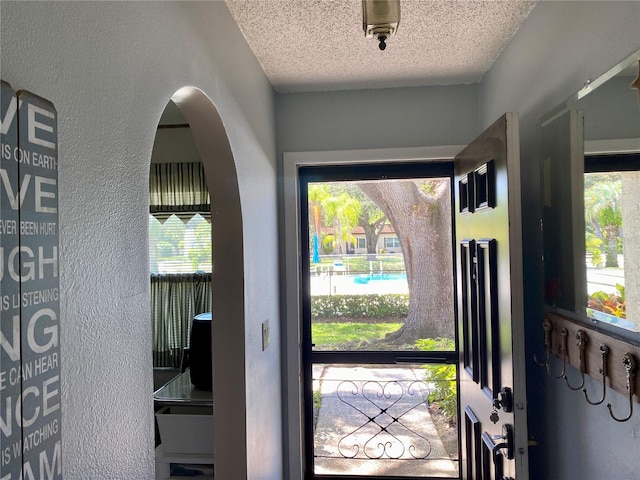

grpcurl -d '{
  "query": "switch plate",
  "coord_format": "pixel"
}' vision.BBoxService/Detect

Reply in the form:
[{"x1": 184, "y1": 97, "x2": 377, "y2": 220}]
[{"x1": 262, "y1": 319, "x2": 270, "y2": 351}]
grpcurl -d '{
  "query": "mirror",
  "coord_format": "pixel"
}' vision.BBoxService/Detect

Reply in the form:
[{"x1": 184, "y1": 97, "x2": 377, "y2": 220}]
[{"x1": 541, "y1": 49, "x2": 640, "y2": 340}]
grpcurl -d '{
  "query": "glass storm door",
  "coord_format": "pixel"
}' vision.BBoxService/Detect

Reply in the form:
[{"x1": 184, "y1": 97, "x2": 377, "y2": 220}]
[
  {"x1": 299, "y1": 163, "x2": 459, "y2": 479},
  {"x1": 454, "y1": 113, "x2": 529, "y2": 480}
]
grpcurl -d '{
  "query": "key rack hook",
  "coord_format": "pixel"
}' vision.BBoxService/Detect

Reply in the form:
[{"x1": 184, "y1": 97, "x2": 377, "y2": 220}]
[
  {"x1": 548, "y1": 327, "x2": 569, "y2": 379},
  {"x1": 564, "y1": 329, "x2": 588, "y2": 390},
  {"x1": 583, "y1": 344, "x2": 610, "y2": 406},
  {"x1": 533, "y1": 318, "x2": 553, "y2": 368},
  {"x1": 607, "y1": 353, "x2": 637, "y2": 423}
]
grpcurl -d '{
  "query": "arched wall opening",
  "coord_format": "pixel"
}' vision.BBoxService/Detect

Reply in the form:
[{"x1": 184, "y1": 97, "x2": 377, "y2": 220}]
[{"x1": 151, "y1": 86, "x2": 248, "y2": 478}]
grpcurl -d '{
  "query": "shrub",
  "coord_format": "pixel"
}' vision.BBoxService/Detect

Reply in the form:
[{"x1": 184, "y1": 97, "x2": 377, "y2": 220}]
[
  {"x1": 311, "y1": 294, "x2": 409, "y2": 319},
  {"x1": 586, "y1": 233, "x2": 603, "y2": 268},
  {"x1": 588, "y1": 283, "x2": 625, "y2": 318},
  {"x1": 415, "y1": 338, "x2": 457, "y2": 423}
]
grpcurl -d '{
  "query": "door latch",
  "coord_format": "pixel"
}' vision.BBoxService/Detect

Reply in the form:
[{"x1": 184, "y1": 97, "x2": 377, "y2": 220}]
[{"x1": 490, "y1": 386, "x2": 513, "y2": 423}]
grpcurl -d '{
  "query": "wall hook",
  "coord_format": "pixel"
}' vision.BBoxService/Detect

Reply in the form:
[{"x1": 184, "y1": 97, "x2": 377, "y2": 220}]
[
  {"x1": 607, "y1": 353, "x2": 637, "y2": 423},
  {"x1": 583, "y1": 344, "x2": 609, "y2": 405},
  {"x1": 548, "y1": 328, "x2": 569, "y2": 379},
  {"x1": 533, "y1": 318, "x2": 553, "y2": 368},
  {"x1": 564, "y1": 330, "x2": 588, "y2": 390}
]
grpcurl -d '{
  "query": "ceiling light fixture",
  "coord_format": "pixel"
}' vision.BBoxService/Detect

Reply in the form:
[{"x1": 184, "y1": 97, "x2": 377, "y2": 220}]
[{"x1": 362, "y1": 0, "x2": 400, "y2": 51}]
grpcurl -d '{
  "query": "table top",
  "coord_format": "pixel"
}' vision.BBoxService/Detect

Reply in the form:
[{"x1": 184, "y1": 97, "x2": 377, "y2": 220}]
[{"x1": 153, "y1": 369, "x2": 213, "y2": 407}]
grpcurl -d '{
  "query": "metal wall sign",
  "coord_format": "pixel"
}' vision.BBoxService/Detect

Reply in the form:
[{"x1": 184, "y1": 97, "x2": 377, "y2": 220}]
[
  {"x1": 1, "y1": 81, "x2": 62, "y2": 479},
  {"x1": 1, "y1": 80, "x2": 22, "y2": 480}
]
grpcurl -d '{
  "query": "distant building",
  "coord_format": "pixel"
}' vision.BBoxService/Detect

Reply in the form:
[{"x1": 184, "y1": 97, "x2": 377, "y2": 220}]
[{"x1": 318, "y1": 224, "x2": 401, "y2": 254}]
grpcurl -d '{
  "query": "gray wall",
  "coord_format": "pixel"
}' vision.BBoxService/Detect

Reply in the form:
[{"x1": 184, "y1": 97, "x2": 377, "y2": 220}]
[
  {"x1": 1, "y1": 2, "x2": 282, "y2": 479},
  {"x1": 276, "y1": 84, "x2": 480, "y2": 153},
  {"x1": 480, "y1": 2, "x2": 640, "y2": 479},
  {"x1": 579, "y1": 77, "x2": 640, "y2": 142}
]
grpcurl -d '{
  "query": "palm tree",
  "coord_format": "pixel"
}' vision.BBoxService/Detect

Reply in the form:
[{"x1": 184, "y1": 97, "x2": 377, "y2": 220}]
[
  {"x1": 308, "y1": 184, "x2": 332, "y2": 259},
  {"x1": 584, "y1": 173, "x2": 622, "y2": 268},
  {"x1": 323, "y1": 190, "x2": 361, "y2": 254},
  {"x1": 308, "y1": 184, "x2": 362, "y2": 255}
]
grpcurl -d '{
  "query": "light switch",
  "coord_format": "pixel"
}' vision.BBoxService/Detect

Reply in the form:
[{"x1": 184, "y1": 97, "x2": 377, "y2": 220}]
[{"x1": 262, "y1": 319, "x2": 270, "y2": 351}]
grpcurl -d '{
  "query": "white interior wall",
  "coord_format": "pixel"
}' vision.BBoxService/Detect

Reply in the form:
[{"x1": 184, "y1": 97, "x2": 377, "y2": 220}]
[
  {"x1": 479, "y1": 2, "x2": 640, "y2": 479},
  {"x1": 1, "y1": 2, "x2": 281, "y2": 479}
]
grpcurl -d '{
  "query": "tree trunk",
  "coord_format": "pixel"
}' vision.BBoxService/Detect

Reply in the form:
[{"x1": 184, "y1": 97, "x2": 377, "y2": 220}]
[
  {"x1": 604, "y1": 224, "x2": 619, "y2": 268},
  {"x1": 357, "y1": 180, "x2": 453, "y2": 344},
  {"x1": 361, "y1": 216, "x2": 386, "y2": 255},
  {"x1": 333, "y1": 217, "x2": 345, "y2": 254}
]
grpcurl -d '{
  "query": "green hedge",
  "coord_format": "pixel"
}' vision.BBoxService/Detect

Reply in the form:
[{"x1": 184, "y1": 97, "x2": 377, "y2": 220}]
[{"x1": 311, "y1": 294, "x2": 409, "y2": 319}]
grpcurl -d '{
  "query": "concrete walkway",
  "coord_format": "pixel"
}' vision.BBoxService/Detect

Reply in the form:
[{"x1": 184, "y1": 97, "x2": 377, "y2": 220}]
[{"x1": 313, "y1": 365, "x2": 458, "y2": 477}]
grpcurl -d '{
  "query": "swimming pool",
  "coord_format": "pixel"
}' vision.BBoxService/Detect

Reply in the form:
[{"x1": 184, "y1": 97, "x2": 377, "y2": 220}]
[{"x1": 353, "y1": 273, "x2": 407, "y2": 284}]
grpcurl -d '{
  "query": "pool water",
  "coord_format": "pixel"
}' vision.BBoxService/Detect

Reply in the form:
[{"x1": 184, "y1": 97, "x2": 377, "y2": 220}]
[{"x1": 353, "y1": 273, "x2": 407, "y2": 284}]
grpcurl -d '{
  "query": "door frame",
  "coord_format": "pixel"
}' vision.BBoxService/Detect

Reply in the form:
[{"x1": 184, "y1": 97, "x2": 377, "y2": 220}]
[{"x1": 282, "y1": 146, "x2": 465, "y2": 480}]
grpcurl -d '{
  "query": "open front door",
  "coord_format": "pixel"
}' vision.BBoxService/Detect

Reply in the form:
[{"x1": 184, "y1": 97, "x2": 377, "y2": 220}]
[{"x1": 454, "y1": 113, "x2": 529, "y2": 480}]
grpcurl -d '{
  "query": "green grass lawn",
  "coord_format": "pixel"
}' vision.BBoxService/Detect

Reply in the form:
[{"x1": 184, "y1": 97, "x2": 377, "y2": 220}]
[{"x1": 312, "y1": 322, "x2": 402, "y2": 348}]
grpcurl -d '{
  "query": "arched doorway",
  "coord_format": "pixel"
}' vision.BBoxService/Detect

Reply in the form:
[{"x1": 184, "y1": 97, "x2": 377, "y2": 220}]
[{"x1": 150, "y1": 87, "x2": 247, "y2": 478}]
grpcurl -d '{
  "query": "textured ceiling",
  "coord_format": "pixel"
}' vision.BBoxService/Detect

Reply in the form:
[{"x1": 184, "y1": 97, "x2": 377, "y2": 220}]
[{"x1": 225, "y1": 0, "x2": 537, "y2": 93}]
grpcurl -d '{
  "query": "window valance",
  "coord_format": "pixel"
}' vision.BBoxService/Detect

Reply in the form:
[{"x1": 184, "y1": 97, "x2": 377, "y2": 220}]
[{"x1": 150, "y1": 162, "x2": 210, "y2": 215}]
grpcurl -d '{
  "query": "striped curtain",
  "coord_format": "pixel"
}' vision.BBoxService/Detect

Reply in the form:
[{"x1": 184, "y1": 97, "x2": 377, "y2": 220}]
[
  {"x1": 150, "y1": 162, "x2": 210, "y2": 217},
  {"x1": 151, "y1": 273, "x2": 212, "y2": 367}
]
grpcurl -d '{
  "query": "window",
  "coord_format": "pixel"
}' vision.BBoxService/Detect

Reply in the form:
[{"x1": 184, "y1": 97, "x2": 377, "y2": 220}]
[
  {"x1": 356, "y1": 237, "x2": 366, "y2": 249},
  {"x1": 149, "y1": 214, "x2": 212, "y2": 274},
  {"x1": 384, "y1": 236, "x2": 400, "y2": 248},
  {"x1": 583, "y1": 154, "x2": 640, "y2": 332}
]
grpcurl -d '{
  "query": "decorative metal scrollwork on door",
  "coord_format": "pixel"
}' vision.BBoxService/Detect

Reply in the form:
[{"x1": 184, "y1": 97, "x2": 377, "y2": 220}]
[{"x1": 335, "y1": 380, "x2": 434, "y2": 460}]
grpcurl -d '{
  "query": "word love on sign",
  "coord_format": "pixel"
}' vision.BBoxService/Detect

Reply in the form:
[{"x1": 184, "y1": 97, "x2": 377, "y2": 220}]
[{"x1": 1, "y1": 80, "x2": 62, "y2": 480}]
